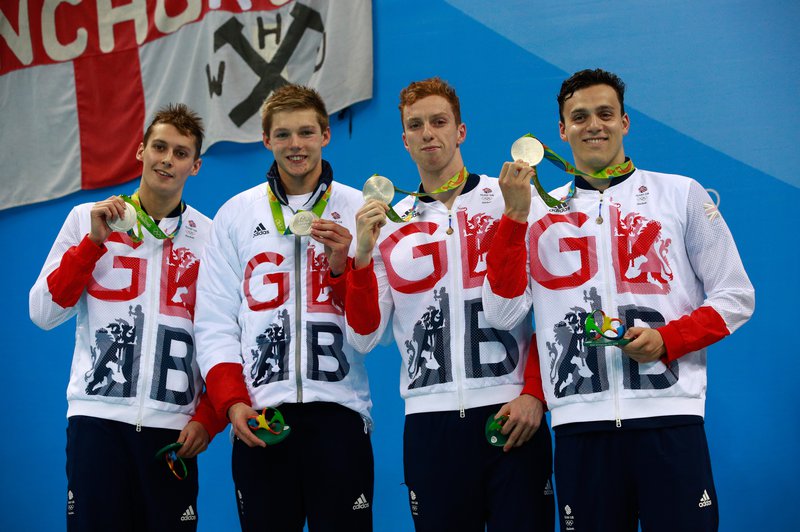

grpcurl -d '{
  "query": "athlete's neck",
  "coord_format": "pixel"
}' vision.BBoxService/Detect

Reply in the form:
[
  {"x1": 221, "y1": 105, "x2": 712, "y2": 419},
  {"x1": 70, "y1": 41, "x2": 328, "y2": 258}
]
[
  {"x1": 137, "y1": 186, "x2": 181, "y2": 221},
  {"x1": 419, "y1": 159, "x2": 466, "y2": 209},
  {"x1": 278, "y1": 167, "x2": 322, "y2": 195}
]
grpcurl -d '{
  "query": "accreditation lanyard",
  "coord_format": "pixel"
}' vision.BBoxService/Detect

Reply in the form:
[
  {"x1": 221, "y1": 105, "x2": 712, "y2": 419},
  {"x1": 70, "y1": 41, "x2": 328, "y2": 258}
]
[
  {"x1": 386, "y1": 166, "x2": 469, "y2": 223},
  {"x1": 121, "y1": 191, "x2": 183, "y2": 242},
  {"x1": 522, "y1": 134, "x2": 635, "y2": 207},
  {"x1": 267, "y1": 183, "x2": 333, "y2": 235}
]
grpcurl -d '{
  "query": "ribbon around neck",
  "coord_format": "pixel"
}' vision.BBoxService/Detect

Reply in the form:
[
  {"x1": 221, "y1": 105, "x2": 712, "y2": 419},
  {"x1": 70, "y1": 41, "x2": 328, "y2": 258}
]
[
  {"x1": 121, "y1": 191, "x2": 183, "y2": 242},
  {"x1": 518, "y1": 134, "x2": 635, "y2": 207},
  {"x1": 369, "y1": 166, "x2": 469, "y2": 223},
  {"x1": 267, "y1": 183, "x2": 333, "y2": 235}
]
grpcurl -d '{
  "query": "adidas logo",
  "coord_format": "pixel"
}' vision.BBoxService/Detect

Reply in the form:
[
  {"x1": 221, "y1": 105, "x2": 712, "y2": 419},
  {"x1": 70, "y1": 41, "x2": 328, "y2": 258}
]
[
  {"x1": 352, "y1": 494, "x2": 370, "y2": 510},
  {"x1": 253, "y1": 223, "x2": 269, "y2": 237},
  {"x1": 698, "y1": 490, "x2": 713, "y2": 508},
  {"x1": 181, "y1": 505, "x2": 197, "y2": 521},
  {"x1": 543, "y1": 479, "x2": 554, "y2": 496}
]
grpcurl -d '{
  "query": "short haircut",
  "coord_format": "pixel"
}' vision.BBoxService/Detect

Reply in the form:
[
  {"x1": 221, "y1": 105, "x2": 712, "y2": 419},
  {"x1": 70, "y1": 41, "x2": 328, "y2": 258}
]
[
  {"x1": 143, "y1": 103, "x2": 204, "y2": 159},
  {"x1": 261, "y1": 84, "x2": 329, "y2": 136},
  {"x1": 557, "y1": 68, "x2": 626, "y2": 122},
  {"x1": 398, "y1": 77, "x2": 462, "y2": 128}
]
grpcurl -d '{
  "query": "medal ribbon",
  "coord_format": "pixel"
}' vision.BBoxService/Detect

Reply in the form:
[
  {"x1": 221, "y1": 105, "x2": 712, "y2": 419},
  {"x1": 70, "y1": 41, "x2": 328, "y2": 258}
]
[
  {"x1": 267, "y1": 183, "x2": 333, "y2": 235},
  {"x1": 521, "y1": 134, "x2": 635, "y2": 207},
  {"x1": 383, "y1": 166, "x2": 469, "y2": 223},
  {"x1": 393, "y1": 166, "x2": 469, "y2": 197},
  {"x1": 122, "y1": 191, "x2": 183, "y2": 242}
]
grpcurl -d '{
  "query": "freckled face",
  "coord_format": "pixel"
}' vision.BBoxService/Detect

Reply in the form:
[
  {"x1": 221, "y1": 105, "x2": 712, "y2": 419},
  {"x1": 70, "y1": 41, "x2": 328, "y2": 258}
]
[{"x1": 402, "y1": 95, "x2": 466, "y2": 175}]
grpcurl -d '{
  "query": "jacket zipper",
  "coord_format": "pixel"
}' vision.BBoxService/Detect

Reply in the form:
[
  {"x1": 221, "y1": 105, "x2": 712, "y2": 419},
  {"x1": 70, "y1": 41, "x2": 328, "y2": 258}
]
[
  {"x1": 447, "y1": 205, "x2": 466, "y2": 418},
  {"x1": 293, "y1": 234, "x2": 303, "y2": 403},
  {"x1": 596, "y1": 191, "x2": 622, "y2": 428},
  {"x1": 136, "y1": 237, "x2": 159, "y2": 432}
]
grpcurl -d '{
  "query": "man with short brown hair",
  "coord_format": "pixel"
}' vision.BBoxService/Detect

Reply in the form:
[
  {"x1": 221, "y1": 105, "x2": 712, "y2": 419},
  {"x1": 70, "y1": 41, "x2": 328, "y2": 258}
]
[{"x1": 30, "y1": 103, "x2": 225, "y2": 531}]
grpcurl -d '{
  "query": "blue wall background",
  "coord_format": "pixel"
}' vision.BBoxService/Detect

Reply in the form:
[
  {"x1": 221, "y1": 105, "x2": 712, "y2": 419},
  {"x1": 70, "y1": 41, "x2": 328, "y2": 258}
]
[{"x1": 1, "y1": 1, "x2": 797, "y2": 530}]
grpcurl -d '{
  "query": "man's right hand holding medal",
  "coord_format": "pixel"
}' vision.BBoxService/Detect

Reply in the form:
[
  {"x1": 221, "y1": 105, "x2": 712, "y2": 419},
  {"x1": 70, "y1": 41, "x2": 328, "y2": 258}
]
[
  {"x1": 498, "y1": 161, "x2": 536, "y2": 223},
  {"x1": 89, "y1": 196, "x2": 130, "y2": 245},
  {"x1": 354, "y1": 199, "x2": 389, "y2": 269}
]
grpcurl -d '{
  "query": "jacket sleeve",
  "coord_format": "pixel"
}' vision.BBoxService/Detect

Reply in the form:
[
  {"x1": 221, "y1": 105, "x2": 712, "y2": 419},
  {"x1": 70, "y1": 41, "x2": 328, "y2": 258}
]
[
  {"x1": 657, "y1": 180, "x2": 755, "y2": 361},
  {"x1": 190, "y1": 388, "x2": 230, "y2": 439},
  {"x1": 520, "y1": 333, "x2": 546, "y2": 405},
  {"x1": 204, "y1": 362, "x2": 252, "y2": 421},
  {"x1": 344, "y1": 250, "x2": 395, "y2": 354},
  {"x1": 482, "y1": 214, "x2": 534, "y2": 331},
  {"x1": 325, "y1": 259, "x2": 351, "y2": 310},
  {"x1": 194, "y1": 206, "x2": 252, "y2": 412},
  {"x1": 30, "y1": 206, "x2": 104, "y2": 330}
]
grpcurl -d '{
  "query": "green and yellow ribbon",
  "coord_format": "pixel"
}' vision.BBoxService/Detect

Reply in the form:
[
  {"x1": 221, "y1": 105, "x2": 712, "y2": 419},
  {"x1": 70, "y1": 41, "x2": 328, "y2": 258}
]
[
  {"x1": 122, "y1": 190, "x2": 183, "y2": 242},
  {"x1": 520, "y1": 134, "x2": 635, "y2": 207},
  {"x1": 267, "y1": 183, "x2": 333, "y2": 235},
  {"x1": 382, "y1": 166, "x2": 469, "y2": 223}
]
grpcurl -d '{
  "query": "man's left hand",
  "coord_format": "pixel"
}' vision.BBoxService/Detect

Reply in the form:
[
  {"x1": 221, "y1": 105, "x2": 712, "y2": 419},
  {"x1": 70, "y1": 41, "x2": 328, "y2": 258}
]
[
  {"x1": 495, "y1": 394, "x2": 543, "y2": 452},
  {"x1": 621, "y1": 327, "x2": 666, "y2": 363},
  {"x1": 310, "y1": 219, "x2": 353, "y2": 276},
  {"x1": 176, "y1": 420, "x2": 210, "y2": 458}
]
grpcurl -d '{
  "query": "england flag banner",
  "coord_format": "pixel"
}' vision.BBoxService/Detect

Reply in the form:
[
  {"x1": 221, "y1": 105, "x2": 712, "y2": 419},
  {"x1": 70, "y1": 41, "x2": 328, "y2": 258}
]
[{"x1": 0, "y1": 0, "x2": 373, "y2": 210}]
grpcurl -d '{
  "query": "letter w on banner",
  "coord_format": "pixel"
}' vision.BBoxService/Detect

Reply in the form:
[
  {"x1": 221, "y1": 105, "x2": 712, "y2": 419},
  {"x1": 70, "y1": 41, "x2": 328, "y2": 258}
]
[{"x1": 0, "y1": 0, "x2": 372, "y2": 211}]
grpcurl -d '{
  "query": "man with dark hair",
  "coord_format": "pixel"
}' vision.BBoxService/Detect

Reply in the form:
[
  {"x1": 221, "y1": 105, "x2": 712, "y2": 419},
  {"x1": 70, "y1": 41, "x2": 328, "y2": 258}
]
[
  {"x1": 343, "y1": 77, "x2": 555, "y2": 531},
  {"x1": 557, "y1": 68, "x2": 626, "y2": 122},
  {"x1": 195, "y1": 84, "x2": 373, "y2": 531},
  {"x1": 484, "y1": 68, "x2": 755, "y2": 531},
  {"x1": 30, "y1": 103, "x2": 226, "y2": 531}
]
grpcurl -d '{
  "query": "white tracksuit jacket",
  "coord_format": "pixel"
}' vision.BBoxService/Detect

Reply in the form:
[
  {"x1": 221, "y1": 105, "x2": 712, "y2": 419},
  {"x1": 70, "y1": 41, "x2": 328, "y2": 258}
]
[
  {"x1": 483, "y1": 169, "x2": 755, "y2": 427},
  {"x1": 194, "y1": 179, "x2": 372, "y2": 422},
  {"x1": 30, "y1": 203, "x2": 214, "y2": 430},
  {"x1": 345, "y1": 173, "x2": 536, "y2": 415}
]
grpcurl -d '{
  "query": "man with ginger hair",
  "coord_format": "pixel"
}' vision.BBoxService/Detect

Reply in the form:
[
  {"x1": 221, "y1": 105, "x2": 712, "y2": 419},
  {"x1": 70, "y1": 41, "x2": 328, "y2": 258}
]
[{"x1": 343, "y1": 77, "x2": 555, "y2": 531}]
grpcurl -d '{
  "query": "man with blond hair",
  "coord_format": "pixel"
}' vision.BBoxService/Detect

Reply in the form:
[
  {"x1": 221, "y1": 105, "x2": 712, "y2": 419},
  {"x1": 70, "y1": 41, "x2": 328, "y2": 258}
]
[{"x1": 195, "y1": 84, "x2": 373, "y2": 531}]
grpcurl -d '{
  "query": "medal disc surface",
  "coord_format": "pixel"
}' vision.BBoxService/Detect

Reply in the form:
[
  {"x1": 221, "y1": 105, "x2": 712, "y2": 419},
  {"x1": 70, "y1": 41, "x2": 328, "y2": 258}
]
[
  {"x1": 511, "y1": 136, "x2": 545, "y2": 166},
  {"x1": 107, "y1": 202, "x2": 137, "y2": 232},
  {"x1": 362, "y1": 175, "x2": 395, "y2": 204},
  {"x1": 289, "y1": 210, "x2": 317, "y2": 236}
]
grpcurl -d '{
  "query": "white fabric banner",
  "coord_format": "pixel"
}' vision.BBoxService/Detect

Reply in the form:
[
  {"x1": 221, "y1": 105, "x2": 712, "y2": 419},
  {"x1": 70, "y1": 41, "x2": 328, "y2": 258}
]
[{"x1": 0, "y1": 0, "x2": 373, "y2": 210}]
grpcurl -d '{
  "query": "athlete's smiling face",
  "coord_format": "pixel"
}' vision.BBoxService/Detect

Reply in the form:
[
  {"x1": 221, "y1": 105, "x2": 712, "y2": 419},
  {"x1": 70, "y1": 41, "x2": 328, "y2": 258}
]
[
  {"x1": 559, "y1": 83, "x2": 630, "y2": 175},
  {"x1": 136, "y1": 123, "x2": 201, "y2": 202},
  {"x1": 264, "y1": 108, "x2": 330, "y2": 193}
]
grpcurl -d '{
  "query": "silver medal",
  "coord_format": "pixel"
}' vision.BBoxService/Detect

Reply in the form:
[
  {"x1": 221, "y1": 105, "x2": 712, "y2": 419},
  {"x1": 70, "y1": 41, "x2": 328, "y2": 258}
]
[
  {"x1": 510, "y1": 136, "x2": 545, "y2": 166},
  {"x1": 289, "y1": 210, "x2": 317, "y2": 236},
  {"x1": 362, "y1": 175, "x2": 395, "y2": 204},
  {"x1": 107, "y1": 202, "x2": 137, "y2": 232}
]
